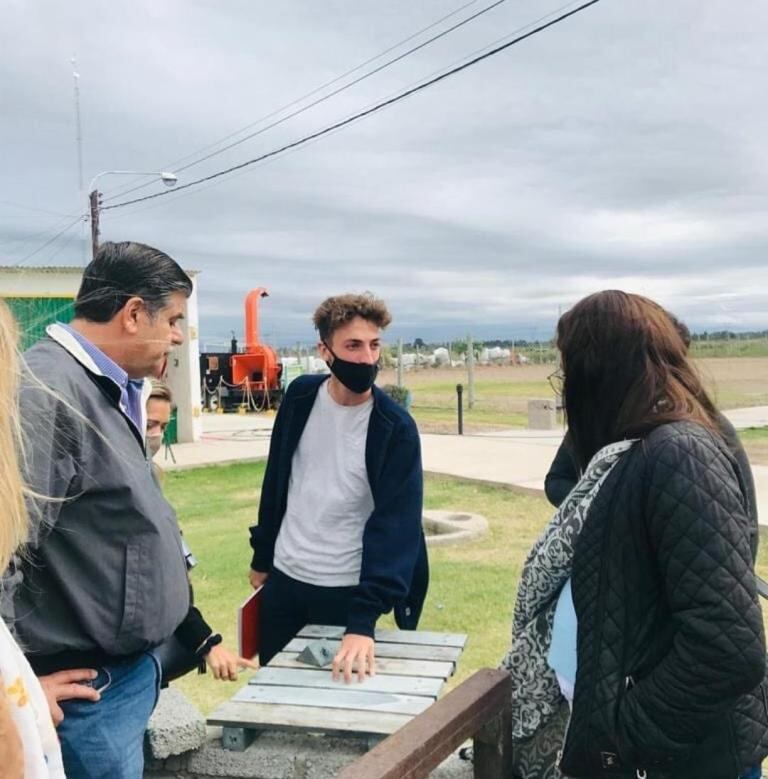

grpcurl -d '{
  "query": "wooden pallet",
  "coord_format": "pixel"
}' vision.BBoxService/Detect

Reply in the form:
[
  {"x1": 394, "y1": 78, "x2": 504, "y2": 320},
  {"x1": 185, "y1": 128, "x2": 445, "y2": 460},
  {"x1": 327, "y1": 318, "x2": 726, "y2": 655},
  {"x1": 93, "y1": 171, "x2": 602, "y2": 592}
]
[{"x1": 207, "y1": 625, "x2": 467, "y2": 750}]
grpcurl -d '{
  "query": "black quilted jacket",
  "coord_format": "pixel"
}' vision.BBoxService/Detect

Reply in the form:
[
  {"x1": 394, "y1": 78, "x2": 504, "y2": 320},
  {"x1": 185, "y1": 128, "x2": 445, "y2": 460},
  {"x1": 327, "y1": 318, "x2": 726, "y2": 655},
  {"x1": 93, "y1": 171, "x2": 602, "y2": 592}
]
[{"x1": 559, "y1": 421, "x2": 768, "y2": 779}]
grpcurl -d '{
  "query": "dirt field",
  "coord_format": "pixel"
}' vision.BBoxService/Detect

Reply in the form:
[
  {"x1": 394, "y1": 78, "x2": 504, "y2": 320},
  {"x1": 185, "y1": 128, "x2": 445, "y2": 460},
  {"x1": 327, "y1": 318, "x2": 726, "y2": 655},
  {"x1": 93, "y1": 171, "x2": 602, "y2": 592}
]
[
  {"x1": 378, "y1": 357, "x2": 768, "y2": 440},
  {"x1": 695, "y1": 357, "x2": 768, "y2": 409}
]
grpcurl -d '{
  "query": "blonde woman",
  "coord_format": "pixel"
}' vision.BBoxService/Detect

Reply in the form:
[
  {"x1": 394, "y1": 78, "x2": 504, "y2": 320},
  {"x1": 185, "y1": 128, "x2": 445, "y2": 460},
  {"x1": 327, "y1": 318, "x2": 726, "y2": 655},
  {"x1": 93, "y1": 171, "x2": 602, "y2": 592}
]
[{"x1": 0, "y1": 300, "x2": 65, "y2": 778}]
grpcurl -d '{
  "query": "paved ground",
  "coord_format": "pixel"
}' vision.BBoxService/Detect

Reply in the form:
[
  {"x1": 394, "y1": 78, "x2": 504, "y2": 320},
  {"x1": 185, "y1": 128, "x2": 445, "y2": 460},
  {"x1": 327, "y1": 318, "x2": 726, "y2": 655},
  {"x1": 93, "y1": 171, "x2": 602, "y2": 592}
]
[
  {"x1": 158, "y1": 411, "x2": 274, "y2": 469},
  {"x1": 162, "y1": 407, "x2": 768, "y2": 526}
]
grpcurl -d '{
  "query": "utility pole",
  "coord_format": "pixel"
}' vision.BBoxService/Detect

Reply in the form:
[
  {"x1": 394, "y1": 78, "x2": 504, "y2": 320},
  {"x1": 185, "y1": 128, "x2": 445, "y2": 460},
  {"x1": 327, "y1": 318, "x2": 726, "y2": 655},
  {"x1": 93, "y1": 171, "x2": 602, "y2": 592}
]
[
  {"x1": 86, "y1": 171, "x2": 178, "y2": 261},
  {"x1": 397, "y1": 338, "x2": 403, "y2": 388},
  {"x1": 467, "y1": 334, "x2": 475, "y2": 409},
  {"x1": 89, "y1": 189, "x2": 100, "y2": 258}
]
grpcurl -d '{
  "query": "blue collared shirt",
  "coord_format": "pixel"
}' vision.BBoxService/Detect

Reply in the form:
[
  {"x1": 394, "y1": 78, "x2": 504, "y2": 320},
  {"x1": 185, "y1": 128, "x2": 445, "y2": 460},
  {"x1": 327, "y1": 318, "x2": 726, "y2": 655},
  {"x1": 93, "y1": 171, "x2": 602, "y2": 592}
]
[{"x1": 58, "y1": 322, "x2": 145, "y2": 434}]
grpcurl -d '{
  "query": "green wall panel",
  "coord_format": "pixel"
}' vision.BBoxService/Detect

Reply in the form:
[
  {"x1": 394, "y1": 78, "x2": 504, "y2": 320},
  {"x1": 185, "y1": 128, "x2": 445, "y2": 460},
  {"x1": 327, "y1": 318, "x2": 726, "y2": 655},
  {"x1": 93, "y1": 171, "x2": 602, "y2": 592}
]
[{"x1": 3, "y1": 297, "x2": 75, "y2": 351}]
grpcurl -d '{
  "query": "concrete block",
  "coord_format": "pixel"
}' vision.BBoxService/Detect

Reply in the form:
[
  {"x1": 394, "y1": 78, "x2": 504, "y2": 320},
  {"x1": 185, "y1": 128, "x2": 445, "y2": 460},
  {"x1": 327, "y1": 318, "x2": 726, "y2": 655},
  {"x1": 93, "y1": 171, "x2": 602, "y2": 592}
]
[
  {"x1": 528, "y1": 398, "x2": 557, "y2": 430},
  {"x1": 422, "y1": 510, "x2": 489, "y2": 547},
  {"x1": 296, "y1": 640, "x2": 335, "y2": 668},
  {"x1": 185, "y1": 731, "x2": 367, "y2": 778},
  {"x1": 146, "y1": 687, "x2": 207, "y2": 760},
  {"x1": 143, "y1": 725, "x2": 474, "y2": 779},
  {"x1": 222, "y1": 726, "x2": 258, "y2": 752}
]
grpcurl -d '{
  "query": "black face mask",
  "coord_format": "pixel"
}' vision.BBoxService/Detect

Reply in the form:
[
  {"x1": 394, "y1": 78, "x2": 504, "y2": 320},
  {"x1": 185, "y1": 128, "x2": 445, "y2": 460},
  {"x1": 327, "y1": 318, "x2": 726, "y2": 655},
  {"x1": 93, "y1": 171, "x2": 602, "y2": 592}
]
[{"x1": 324, "y1": 343, "x2": 379, "y2": 394}]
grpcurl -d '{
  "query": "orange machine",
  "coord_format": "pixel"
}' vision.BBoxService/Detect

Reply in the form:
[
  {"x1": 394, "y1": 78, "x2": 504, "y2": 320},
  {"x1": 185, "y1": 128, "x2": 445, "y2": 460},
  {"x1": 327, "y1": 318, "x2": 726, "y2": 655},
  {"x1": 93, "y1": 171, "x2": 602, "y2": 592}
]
[{"x1": 226, "y1": 288, "x2": 282, "y2": 408}]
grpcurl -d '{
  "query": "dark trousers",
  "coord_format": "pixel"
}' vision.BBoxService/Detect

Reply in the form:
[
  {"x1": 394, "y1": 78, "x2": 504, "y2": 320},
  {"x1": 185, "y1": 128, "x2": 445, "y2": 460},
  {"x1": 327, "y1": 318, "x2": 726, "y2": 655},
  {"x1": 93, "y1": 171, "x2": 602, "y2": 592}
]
[{"x1": 259, "y1": 567, "x2": 355, "y2": 665}]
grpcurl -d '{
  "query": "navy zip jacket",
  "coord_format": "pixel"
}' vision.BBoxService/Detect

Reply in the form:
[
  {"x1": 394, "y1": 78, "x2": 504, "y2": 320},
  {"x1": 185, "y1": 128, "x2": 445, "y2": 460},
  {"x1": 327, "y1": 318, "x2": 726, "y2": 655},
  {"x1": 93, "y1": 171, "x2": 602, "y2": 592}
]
[{"x1": 249, "y1": 374, "x2": 429, "y2": 637}]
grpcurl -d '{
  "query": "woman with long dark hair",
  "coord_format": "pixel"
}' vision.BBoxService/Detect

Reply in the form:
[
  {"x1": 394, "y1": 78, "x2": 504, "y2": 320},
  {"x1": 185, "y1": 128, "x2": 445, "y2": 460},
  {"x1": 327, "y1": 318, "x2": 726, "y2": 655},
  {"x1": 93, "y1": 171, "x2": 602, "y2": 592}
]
[{"x1": 505, "y1": 290, "x2": 766, "y2": 779}]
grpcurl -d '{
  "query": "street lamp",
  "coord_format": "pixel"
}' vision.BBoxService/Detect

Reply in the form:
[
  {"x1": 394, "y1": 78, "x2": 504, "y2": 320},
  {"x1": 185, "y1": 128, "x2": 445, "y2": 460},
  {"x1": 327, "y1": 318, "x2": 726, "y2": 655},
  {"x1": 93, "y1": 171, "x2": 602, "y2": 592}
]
[{"x1": 88, "y1": 170, "x2": 178, "y2": 257}]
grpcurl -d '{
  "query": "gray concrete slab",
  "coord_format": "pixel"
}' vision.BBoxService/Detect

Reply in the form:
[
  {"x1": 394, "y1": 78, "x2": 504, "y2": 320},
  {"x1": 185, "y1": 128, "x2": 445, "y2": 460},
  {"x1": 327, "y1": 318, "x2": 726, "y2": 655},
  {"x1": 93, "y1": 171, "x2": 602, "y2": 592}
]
[
  {"x1": 145, "y1": 726, "x2": 472, "y2": 778},
  {"x1": 157, "y1": 411, "x2": 274, "y2": 470},
  {"x1": 420, "y1": 432, "x2": 561, "y2": 495},
  {"x1": 146, "y1": 688, "x2": 206, "y2": 760}
]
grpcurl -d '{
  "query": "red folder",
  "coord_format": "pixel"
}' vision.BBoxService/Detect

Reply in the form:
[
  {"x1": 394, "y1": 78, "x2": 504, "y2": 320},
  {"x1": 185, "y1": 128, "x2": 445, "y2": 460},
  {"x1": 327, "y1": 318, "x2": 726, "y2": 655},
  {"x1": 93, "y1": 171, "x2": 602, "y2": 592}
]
[{"x1": 238, "y1": 586, "x2": 263, "y2": 660}]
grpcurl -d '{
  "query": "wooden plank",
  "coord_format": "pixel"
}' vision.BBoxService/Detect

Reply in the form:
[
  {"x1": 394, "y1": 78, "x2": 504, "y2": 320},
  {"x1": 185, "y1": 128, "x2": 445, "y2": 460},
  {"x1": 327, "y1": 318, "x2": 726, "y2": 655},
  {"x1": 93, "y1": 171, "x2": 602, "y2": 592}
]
[
  {"x1": 474, "y1": 707, "x2": 513, "y2": 779},
  {"x1": 269, "y1": 652, "x2": 455, "y2": 680},
  {"x1": 250, "y1": 667, "x2": 443, "y2": 697},
  {"x1": 284, "y1": 637, "x2": 462, "y2": 664},
  {"x1": 336, "y1": 668, "x2": 512, "y2": 779},
  {"x1": 298, "y1": 624, "x2": 467, "y2": 649},
  {"x1": 232, "y1": 684, "x2": 432, "y2": 716},
  {"x1": 208, "y1": 700, "x2": 411, "y2": 737}
]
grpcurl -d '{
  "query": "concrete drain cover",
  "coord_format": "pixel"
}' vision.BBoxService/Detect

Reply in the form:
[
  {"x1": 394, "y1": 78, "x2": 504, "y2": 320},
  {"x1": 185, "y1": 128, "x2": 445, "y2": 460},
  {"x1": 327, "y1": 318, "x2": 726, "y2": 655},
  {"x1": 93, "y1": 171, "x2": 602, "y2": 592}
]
[{"x1": 422, "y1": 510, "x2": 488, "y2": 546}]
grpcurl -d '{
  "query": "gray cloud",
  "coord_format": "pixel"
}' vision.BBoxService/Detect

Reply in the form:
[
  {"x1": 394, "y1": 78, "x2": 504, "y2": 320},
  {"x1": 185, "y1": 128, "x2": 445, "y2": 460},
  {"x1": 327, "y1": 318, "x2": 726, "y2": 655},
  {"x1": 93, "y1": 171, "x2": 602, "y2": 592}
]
[{"x1": 1, "y1": 0, "x2": 767, "y2": 346}]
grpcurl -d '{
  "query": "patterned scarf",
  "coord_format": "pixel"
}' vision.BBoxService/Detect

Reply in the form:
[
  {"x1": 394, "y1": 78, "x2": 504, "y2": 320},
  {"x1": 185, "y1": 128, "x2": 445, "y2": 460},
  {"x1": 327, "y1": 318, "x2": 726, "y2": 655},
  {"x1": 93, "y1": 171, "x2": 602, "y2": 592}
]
[{"x1": 502, "y1": 438, "x2": 636, "y2": 740}]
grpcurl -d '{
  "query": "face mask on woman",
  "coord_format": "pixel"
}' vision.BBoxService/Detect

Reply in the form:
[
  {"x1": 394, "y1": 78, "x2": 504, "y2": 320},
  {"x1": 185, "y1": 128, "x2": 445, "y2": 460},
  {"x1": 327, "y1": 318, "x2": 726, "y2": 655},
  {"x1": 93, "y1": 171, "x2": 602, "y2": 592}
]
[{"x1": 146, "y1": 432, "x2": 163, "y2": 457}]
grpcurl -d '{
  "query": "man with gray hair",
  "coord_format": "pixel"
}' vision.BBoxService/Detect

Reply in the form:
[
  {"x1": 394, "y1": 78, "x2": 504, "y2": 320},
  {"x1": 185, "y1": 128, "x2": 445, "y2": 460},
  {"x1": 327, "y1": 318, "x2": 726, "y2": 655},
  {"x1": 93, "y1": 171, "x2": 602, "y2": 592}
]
[{"x1": 12, "y1": 241, "x2": 193, "y2": 778}]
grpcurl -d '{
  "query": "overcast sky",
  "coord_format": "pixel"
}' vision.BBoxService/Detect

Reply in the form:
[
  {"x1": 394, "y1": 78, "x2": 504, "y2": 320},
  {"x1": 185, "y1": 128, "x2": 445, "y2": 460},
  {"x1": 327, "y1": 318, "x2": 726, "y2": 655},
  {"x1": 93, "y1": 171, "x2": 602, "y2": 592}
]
[{"x1": 1, "y1": 0, "x2": 766, "y2": 346}]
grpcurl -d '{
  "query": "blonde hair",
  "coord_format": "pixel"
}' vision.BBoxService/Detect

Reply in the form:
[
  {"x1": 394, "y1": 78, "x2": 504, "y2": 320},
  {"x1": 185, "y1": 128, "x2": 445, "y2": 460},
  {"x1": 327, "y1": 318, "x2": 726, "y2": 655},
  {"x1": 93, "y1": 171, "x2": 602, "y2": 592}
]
[
  {"x1": 149, "y1": 379, "x2": 173, "y2": 406},
  {"x1": 0, "y1": 301, "x2": 28, "y2": 572}
]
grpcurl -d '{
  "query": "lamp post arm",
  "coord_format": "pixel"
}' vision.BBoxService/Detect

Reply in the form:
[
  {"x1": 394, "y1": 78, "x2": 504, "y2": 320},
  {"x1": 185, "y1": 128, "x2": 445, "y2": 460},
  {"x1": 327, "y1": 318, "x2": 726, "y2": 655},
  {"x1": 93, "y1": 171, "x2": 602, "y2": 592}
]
[{"x1": 87, "y1": 170, "x2": 176, "y2": 194}]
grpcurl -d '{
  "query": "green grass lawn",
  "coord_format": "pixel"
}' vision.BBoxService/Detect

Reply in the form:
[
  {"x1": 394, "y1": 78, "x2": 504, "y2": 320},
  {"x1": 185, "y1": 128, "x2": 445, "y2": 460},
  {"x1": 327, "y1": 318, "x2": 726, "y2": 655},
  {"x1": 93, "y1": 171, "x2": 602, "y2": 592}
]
[
  {"x1": 738, "y1": 426, "x2": 768, "y2": 442},
  {"x1": 164, "y1": 462, "x2": 768, "y2": 715},
  {"x1": 739, "y1": 427, "x2": 768, "y2": 466},
  {"x1": 408, "y1": 378, "x2": 550, "y2": 432},
  {"x1": 690, "y1": 338, "x2": 768, "y2": 359},
  {"x1": 409, "y1": 404, "x2": 528, "y2": 431}
]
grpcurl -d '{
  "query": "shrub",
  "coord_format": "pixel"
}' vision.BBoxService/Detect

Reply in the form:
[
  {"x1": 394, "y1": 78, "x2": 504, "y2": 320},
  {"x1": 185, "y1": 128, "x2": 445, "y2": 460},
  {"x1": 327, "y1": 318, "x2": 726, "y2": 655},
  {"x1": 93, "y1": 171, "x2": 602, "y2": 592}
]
[{"x1": 380, "y1": 384, "x2": 411, "y2": 409}]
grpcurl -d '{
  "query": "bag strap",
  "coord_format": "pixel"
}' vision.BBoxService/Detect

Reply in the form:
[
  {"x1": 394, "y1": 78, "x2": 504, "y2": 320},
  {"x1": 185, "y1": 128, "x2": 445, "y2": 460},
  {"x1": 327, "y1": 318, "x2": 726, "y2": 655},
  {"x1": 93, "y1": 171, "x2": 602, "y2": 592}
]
[{"x1": 757, "y1": 576, "x2": 768, "y2": 600}]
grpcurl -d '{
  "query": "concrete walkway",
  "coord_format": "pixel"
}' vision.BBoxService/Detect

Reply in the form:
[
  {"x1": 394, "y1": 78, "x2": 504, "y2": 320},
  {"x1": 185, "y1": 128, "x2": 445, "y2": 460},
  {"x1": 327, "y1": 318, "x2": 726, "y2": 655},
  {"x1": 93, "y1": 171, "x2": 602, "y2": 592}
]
[
  {"x1": 159, "y1": 412, "x2": 274, "y2": 469},
  {"x1": 162, "y1": 407, "x2": 768, "y2": 526}
]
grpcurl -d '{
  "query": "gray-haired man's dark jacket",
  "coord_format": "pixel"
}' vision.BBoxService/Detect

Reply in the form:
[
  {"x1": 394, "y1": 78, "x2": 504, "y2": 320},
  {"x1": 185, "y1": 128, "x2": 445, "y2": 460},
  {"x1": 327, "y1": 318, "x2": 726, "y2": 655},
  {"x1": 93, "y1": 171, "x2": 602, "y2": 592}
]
[{"x1": 10, "y1": 325, "x2": 189, "y2": 674}]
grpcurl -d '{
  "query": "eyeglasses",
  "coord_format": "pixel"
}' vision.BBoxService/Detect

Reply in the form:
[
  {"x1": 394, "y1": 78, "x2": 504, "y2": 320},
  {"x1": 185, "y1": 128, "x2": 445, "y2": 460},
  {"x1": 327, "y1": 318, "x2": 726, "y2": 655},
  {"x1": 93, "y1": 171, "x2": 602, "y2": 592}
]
[{"x1": 547, "y1": 367, "x2": 565, "y2": 396}]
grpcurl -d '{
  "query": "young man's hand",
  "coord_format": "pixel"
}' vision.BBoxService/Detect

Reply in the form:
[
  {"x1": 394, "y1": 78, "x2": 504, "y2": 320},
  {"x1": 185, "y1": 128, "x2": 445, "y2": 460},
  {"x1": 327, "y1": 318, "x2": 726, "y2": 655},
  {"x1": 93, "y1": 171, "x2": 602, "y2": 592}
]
[
  {"x1": 205, "y1": 644, "x2": 259, "y2": 681},
  {"x1": 332, "y1": 634, "x2": 375, "y2": 683},
  {"x1": 39, "y1": 669, "x2": 101, "y2": 726},
  {"x1": 249, "y1": 569, "x2": 269, "y2": 589}
]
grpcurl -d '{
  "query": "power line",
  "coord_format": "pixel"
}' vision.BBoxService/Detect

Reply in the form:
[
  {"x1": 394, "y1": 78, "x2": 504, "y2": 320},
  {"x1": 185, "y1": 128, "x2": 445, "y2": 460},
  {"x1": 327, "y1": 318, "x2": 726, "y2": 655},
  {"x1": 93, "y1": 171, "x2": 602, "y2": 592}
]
[
  {"x1": 371, "y1": 0, "x2": 581, "y2": 106},
  {"x1": 0, "y1": 200, "x2": 75, "y2": 218},
  {"x1": 160, "y1": 0, "x2": 510, "y2": 175},
  {"x1": 102, "y1": 0, "x2": 508, "y2": 203},
  {"x1": 40, "y1": 226, "x2": 82, "y2": 265},
  {"x1": 105, "y1": 122, "x2": 339, "y2": 222},
  {"x1": 101, "y1": 0, "x2": 483, "y2": 202},
  {"x1": 105, "y1": 0, "x2": 584, "y2": 222},
  {"x1": 104, "y1": 0, "x2": 600, "y2": 213},
  {"x1": 0, "y1": 213, "x2": 83, "y2": 255},
  {"x1": 11, "y1": 215, "x2": 85, "y2": 267}
]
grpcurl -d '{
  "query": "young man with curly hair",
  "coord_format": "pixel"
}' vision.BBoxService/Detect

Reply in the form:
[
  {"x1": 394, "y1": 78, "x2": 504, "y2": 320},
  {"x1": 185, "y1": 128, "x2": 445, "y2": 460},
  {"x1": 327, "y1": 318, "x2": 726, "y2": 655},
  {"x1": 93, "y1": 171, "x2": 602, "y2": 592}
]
[{"x1": 248, "y1": 293, "x2": 428, "y2": 682}]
